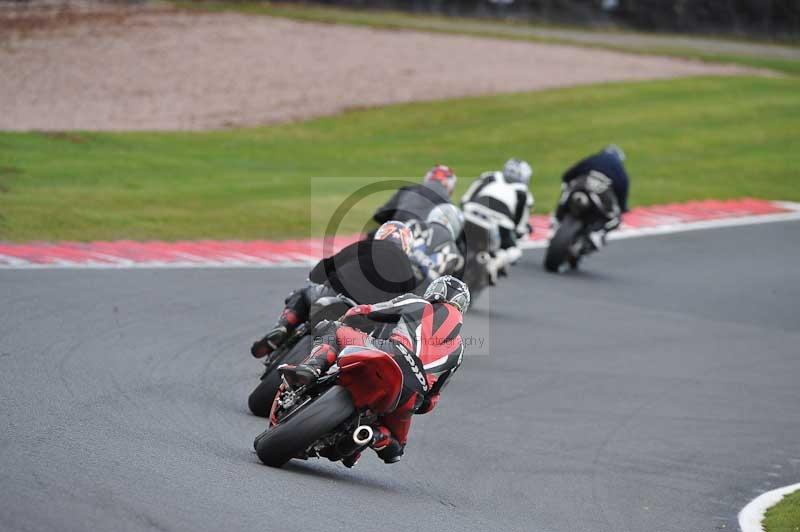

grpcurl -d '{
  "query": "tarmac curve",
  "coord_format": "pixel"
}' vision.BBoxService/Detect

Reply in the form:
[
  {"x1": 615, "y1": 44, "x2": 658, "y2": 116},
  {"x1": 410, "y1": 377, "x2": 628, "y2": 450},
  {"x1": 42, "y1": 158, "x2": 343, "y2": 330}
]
[{"x1": 1, "y1": 220, "x2": 799, "y2": 532}]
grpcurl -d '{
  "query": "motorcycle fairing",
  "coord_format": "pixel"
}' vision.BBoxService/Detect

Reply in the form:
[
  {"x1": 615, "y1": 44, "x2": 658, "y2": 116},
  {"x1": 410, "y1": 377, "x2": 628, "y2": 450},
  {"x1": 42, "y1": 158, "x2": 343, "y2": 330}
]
[{"x1": 337, "y1": 346, "x2": 403, "y2": 414}]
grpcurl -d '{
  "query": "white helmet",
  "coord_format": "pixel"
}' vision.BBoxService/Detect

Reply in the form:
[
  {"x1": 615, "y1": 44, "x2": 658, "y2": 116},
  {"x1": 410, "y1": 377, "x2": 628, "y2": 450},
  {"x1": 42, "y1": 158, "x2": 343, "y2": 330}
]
[
  {"x1": 502, "y1": 158, "x2": 533, "y2": 186},
  {"x1": 603, "y1": 144, "x2": 626, "y2": 162}
]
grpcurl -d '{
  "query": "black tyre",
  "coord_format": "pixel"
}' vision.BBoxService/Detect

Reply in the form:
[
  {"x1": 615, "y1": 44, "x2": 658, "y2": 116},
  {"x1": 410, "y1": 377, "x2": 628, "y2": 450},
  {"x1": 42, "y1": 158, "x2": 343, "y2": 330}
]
[
  {"x1": 544, "y1": 216, "x2": 583, "y2": 273},
  {"x1": 248, "y1": 335, "x2": 314, "y2": 417},
  {"x1": 462, "y1": 253, "x2": 488, "y2": 303},
  {"x1": 255, "y1": 385, "x2": 355, "y2": 468}
]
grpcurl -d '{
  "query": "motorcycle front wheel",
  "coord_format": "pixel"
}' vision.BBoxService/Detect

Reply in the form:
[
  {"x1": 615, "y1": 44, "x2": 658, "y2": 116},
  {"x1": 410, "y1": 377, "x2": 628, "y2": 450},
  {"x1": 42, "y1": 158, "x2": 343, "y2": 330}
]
[{"x1": 248, "y1": 335, "x2": 314, "y2": 417}]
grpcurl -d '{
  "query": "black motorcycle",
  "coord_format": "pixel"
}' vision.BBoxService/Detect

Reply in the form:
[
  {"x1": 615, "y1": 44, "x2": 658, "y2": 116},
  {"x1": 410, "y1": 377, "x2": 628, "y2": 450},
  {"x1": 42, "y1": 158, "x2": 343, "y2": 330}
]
[
  {"x1": 248, "y1": 239, "x2": 420, "y2": 417},
  {"x1": 461, "y1": 211, "x2": 503, "y2": 301},
  {"x1": 544, "y1": 173, "x2": 620, "y2": 273},
  {"x1": 247, "y1": 295, "x2": 356, "y2": 417}
]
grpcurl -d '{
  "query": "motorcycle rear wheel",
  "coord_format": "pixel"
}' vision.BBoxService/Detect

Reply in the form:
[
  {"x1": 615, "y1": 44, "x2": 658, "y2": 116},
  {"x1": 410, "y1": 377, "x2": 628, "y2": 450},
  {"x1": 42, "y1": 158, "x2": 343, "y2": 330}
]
[
  {"x1": 255, "y1": 385, "x2": 355, "y2": 468},
  {"x1": 544, "y1": 216, "x2": 584, "y2": 273}
]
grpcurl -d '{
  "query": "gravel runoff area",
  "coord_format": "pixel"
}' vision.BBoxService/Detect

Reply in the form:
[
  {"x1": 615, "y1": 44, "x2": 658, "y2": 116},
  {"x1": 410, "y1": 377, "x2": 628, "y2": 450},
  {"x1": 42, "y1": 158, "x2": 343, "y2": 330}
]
[{"x1": 0, "y1": 3, "x2": 765, "y2": 131}]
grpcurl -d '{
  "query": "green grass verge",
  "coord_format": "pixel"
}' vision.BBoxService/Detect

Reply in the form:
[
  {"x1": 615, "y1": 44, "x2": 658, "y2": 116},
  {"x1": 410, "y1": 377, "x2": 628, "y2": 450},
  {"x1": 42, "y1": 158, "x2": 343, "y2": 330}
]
[
  {"x1": 1, "y1": 76, "x2": 799, "y2": 242},
  {"x1": 176, "y1": 1, "x2": 800, "y2": 76},
  {"x1": 764, "y1": 489, "x2": 800, "y2": 532}
]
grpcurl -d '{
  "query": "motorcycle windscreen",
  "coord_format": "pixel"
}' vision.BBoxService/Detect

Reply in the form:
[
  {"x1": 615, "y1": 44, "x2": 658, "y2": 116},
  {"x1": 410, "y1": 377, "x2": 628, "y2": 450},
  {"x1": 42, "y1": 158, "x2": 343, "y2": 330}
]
[{"x1": 309, "y1": 239, "x2": 418, "y2": 304}]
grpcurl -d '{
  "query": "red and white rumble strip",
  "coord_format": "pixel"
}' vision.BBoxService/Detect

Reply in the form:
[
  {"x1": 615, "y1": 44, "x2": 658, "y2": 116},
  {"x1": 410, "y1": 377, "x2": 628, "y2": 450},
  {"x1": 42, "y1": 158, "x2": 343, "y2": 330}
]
[{"x1": 2, "y1": 199, "x2": 799, "y2": 270}]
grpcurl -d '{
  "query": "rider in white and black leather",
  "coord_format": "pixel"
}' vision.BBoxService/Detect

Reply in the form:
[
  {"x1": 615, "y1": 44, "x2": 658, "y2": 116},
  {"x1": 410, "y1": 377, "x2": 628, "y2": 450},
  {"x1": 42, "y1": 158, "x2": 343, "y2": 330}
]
[
  {"x1": 461, "y1": 158, "x2": 534, "y2": 250},
  {"x1": 460, "y1": 159, "x2": 533, "y2": 281}
]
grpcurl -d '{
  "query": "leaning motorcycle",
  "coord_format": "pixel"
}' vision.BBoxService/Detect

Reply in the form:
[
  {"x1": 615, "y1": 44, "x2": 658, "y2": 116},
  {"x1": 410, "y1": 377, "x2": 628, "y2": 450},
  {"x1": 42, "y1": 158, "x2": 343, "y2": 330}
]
[
  {"x1": 248, "y1": 239, "x2": 420, "y2": 417},
  {"x1": 254, "y1": 345, "x2": 408, "y2": 468},
  {"x1": 544, "y1": 173, "x2": 620, "y2": 273},
  {"x1": 461, "y1": 210, "x2": 503, "y2": 301}
]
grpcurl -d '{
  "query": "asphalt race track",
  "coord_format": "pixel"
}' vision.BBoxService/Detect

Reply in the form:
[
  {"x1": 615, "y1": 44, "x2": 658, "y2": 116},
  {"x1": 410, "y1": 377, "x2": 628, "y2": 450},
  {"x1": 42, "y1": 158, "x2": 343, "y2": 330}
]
[{"x1": 2, "y1": 221, "x2": 799, "y2": 532}]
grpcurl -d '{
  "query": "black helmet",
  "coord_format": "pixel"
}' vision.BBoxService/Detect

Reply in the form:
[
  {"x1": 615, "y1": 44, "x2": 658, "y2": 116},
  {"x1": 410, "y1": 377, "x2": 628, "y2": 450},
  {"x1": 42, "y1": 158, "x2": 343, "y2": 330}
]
[{"x1": 424, "y1": 275, "x2": 470, "y2": 314}]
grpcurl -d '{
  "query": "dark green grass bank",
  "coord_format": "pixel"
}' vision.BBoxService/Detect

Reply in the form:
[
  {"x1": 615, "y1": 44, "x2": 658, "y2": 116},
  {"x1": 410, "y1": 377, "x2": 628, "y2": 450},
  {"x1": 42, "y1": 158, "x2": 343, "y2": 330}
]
[
  {"x1": 1, "y1": 76, "x2": 798, "y2": 242},
  {"x1": 764, "y1": 489, "x2": 800, "y2": 532}
]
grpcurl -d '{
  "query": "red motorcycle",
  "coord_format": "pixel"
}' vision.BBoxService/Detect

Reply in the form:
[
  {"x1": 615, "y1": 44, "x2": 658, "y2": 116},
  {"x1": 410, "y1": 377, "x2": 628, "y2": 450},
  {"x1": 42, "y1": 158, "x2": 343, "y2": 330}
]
[{"x1": 253, "y1": 345, "x2": 407, "y2": 468}]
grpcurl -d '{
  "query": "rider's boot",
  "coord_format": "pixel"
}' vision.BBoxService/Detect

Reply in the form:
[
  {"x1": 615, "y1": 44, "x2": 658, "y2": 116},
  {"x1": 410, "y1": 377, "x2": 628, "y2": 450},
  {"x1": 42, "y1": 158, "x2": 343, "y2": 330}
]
[
  {"x1": 568, "y1": 254, "x2": 581, "y2": 270},
  {"x1": 250, "y1": 294, "x2": 305, "y2": 358},
  {"x1": 342, "y1": 451, "x2": 361, "y2": 468},
  {"x1": 481, "y1": 252, "x2": 499, "y2": 286},
  {"x1": 491, "y1": 246, "x2": 522, "y2": 281},
  {"x1": 251, "y1": 324, "x2": 288, "y2": 359},
  {"x1": 278, "y1": 343, "x2": 337, "y2": 388},
  {"x1": 587, "y1": 229, "x2": 607, "y2": 251},
  {"x1": 371, "y1": 426, "x2": 404, "y2": 464}
]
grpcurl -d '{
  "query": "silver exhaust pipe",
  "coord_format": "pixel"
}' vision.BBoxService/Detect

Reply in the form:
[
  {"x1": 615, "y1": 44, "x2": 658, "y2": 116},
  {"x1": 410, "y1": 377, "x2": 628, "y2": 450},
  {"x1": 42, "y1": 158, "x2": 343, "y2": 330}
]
[{"x1": 353, "y1": 425, "x2": 374, "y2": 446}]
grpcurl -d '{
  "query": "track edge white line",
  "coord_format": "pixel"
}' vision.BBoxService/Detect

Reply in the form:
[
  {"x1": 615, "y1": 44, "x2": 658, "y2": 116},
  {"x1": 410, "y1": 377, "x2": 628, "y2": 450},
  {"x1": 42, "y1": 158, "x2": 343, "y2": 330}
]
[
  {"x1": 738, "y1": 482, "x2": 800, "y2": 532},
  {"x1": 520, "y1": 209, "x2": 800, "y2": 251}
]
